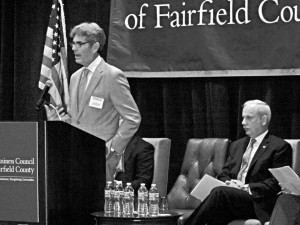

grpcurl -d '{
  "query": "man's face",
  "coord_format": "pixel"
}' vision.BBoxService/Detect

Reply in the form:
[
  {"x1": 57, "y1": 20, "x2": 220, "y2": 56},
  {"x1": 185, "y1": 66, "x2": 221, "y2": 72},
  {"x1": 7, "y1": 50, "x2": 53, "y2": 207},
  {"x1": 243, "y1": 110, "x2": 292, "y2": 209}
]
[
  {"x1": 72, "y1": 34, "x2": 96, "y2": 67},
  {"x1": 242, "y1": 105, "x2": 265, "y2": 138}
]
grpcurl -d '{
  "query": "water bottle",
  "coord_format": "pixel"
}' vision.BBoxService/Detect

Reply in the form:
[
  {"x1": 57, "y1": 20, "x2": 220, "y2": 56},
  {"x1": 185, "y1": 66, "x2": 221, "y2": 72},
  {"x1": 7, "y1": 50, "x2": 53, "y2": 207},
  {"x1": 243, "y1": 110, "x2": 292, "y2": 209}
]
[
  {"x1": 113, "y1": 181, "x2": 123, "y2": 215},
  {"x1": 148, "y1": 183, "x2": 159, "y2": 216},
  {"x1": 137, "y1": 183, "x2": 148, "y2": 216},
  {"x1": 159, "y1": 196, "x2": 169, "y2": 213},
  {"x1": 104, "y1": 181, "x2": 114, "y2": 213},
  {"x1": 123, "y1": 182, "x2": 134, "y2": 215}
]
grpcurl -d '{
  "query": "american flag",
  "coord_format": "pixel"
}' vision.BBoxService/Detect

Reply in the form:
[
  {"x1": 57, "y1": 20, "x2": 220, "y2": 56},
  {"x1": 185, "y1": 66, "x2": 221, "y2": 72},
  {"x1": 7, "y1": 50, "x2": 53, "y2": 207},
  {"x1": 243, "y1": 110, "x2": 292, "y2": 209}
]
[{"x1": 39, "y1": 0, "x2": 69, "y2": 110}]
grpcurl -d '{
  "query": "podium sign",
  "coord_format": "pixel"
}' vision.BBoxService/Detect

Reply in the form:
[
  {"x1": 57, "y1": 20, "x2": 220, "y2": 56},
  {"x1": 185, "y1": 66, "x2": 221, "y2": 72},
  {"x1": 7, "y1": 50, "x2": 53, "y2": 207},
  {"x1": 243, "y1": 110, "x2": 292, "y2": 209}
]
[
  {"x1": 0, "y1": 122, "x2": 39, "y2": 222},
  {"x1": 0, "y1": 121, "x2": 105, "y2": 225}
]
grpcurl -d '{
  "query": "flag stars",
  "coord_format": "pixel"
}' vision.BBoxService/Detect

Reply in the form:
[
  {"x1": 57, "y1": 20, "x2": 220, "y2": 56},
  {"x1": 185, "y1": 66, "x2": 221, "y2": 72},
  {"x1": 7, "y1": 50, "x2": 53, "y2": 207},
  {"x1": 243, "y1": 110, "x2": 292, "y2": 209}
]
[{"x1": 40, "y1": 1, "x2": 68, "y2": 106}]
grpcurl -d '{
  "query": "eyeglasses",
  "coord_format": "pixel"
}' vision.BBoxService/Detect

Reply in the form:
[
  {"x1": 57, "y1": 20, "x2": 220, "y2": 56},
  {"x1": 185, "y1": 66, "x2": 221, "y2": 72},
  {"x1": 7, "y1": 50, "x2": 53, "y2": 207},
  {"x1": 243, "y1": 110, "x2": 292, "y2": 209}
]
[{"x1": 69, "y1": 41, "x2": 94, "y2": 48}]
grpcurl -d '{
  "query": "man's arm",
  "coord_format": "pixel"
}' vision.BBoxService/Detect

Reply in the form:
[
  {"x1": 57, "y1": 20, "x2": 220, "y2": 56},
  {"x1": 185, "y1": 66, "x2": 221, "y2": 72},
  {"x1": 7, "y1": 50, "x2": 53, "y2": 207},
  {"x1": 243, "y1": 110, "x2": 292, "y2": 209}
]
[
  {"x1": 129, "y1": 142, "x2": 154, "y2": 191},
  {"x1": 217, "y1": 146, "x2": 237, "y2": 182},
  {"x1": 105, "y1": 71, "x2": 141, "y2": 180},
  {"x1": 250, "y1": 142, "x2": 293, "y2": 198},
  {"x1": 109, "y1": 71, "x2": 141, "y2": 153}
]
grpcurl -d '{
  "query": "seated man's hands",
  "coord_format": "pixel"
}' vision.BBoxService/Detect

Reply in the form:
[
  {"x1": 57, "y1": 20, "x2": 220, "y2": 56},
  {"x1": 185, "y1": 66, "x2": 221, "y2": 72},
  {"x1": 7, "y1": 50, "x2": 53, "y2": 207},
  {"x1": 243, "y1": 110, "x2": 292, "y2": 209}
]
[
  {"x1": 225, "y1": 179, "x2": 244, "y2": 189},
  {"x1": 226, "y1": 179, "x2": 251, "y2": 193},
  {"x1": 279, "y1": 183, "x2": 294, "y2": 195}
]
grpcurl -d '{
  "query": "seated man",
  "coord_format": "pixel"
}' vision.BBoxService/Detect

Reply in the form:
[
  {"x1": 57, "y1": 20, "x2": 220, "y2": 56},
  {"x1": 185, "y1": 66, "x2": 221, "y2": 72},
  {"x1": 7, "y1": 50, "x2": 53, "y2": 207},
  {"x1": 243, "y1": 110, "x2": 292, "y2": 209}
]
[
  {"x1": 115, "y1": 134, "x2": 154, "y2": 192},
  {"x1": 185, "y1": 100, "x2": 292, "y2": 225},
  {"x1": 268, "y1": 193, "x2": 300, "y2": 225},
  {"x1": 267, "y1": 183, "x2": 300, "y2": 225}
]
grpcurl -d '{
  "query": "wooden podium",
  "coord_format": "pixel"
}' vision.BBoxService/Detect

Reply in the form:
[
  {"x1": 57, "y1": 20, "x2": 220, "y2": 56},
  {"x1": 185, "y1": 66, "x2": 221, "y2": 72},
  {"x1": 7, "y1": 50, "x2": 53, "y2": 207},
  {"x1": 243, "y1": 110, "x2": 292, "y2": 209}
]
[{"x1": 0, "y1": 122, "x2": 106, "y2": 225}]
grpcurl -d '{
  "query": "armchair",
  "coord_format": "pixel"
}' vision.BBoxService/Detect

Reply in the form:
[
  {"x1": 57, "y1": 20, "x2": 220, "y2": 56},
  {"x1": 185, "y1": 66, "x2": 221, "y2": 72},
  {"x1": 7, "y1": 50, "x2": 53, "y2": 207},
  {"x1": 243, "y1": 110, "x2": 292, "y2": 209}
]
[
  {"x1": 143, "y1": 138, "x2": 171, "y2": 198},
  {"x1": 167, "y1": 138, "x2": 230, "y2": 224}
]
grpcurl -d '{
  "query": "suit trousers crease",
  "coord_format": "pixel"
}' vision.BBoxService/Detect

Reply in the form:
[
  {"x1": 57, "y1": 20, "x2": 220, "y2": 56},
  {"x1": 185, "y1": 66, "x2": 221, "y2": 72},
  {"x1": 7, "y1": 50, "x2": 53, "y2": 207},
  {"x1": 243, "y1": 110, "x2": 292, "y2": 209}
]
[{"x1": 184, "y1": 186, "x2": 257, "y2": 225}]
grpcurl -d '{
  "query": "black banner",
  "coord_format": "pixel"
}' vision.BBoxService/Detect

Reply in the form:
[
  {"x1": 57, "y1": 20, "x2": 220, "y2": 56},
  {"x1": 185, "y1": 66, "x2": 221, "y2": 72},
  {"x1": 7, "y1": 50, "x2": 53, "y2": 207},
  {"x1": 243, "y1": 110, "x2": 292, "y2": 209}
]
[{"x1": 108, "y1": 0, "x2": 300, "y2": 77}]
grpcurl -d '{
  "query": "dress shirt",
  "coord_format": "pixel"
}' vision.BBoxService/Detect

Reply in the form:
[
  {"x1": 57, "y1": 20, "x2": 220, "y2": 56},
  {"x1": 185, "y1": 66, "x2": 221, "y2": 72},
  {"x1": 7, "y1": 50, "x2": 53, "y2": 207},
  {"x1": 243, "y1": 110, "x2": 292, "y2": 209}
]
[
  {"x1": 241, "y1": 130, "x2": 269, "y2": 183},
  {"x1": 82, "y1": 55, "x2": 102, "y2": 90}
]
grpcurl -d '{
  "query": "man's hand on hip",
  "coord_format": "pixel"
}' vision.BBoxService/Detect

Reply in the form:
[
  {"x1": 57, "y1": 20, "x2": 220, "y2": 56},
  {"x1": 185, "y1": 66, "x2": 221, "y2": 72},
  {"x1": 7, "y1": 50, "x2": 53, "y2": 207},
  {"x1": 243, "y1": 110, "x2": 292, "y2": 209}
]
[{"x1": 106, "y1": 150, "x2": 122, "y2": 182}]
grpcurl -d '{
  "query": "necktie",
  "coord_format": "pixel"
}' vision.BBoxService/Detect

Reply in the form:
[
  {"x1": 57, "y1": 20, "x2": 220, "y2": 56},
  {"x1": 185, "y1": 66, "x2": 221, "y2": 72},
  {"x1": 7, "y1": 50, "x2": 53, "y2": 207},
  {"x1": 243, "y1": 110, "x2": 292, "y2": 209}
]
[
  {"x1": 78, "y1": 68, "x2": 89, "y2": 106},
  {"x1": 237, "y1": 138, "x2": 256, "y2": 182}
]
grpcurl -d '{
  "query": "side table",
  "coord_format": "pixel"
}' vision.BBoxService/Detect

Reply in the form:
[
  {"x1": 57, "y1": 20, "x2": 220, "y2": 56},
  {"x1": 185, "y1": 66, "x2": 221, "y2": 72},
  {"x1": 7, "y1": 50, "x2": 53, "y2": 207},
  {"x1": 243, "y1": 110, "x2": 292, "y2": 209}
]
[{"x1": 91, "y1": 211, "x2": 182, "y2": 225}]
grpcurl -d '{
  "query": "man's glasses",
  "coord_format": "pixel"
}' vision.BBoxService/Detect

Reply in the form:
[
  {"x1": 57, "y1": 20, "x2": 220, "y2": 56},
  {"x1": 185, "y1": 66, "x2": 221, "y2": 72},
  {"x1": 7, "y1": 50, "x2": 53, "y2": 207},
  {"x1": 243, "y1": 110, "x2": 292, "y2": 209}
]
[{"x1": 69, "y1": 41, "x2": 94, "y2": 48}]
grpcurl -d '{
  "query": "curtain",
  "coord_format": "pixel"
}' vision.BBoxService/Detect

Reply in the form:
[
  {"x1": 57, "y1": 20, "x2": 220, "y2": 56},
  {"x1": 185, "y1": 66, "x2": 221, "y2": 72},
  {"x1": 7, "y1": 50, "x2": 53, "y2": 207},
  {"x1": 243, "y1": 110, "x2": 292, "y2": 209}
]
[
  {"x1": 129, "y1": 77, "x2": 300, "y2": 187},
  {"x1": 1, "y1": 0, "x2": 300, "y2": 192}
]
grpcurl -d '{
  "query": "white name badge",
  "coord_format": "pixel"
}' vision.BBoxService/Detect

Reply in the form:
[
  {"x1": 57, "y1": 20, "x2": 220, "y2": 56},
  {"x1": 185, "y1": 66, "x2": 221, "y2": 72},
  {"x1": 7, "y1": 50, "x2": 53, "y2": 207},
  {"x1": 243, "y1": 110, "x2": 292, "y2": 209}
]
[{"x1": 89, "y1": 96, "x2": 104, "y2": 109}]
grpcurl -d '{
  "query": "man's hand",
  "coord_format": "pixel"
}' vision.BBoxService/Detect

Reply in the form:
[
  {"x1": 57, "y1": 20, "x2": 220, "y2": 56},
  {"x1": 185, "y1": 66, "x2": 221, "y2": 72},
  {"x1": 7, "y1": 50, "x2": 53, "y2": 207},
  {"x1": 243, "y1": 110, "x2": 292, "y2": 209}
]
[
  {"x1": 44, "y1": 105, "x2": 70, "y2": 122},
  {"x1": 279, "y1": 183, "x2": 294, "y2": 195},
  {"x1": 106, "y1": 151, "x2": 122, "y2": 182},
  {"x1": 225, "y1": 179, "x2": 244, "y2": 189}
]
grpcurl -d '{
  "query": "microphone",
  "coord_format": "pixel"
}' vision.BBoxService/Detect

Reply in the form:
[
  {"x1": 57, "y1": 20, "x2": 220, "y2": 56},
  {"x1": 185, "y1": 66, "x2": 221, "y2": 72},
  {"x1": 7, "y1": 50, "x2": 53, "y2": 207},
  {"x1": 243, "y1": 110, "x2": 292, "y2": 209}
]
[{"x1": 36, "y1": 81, "x2": 52, "y2": 111}]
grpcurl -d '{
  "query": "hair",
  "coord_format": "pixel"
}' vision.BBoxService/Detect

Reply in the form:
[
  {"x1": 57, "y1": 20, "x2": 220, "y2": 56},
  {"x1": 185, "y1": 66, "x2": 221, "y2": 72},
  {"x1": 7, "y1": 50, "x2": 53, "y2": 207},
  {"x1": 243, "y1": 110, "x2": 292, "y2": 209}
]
[
  {"x1": 70, "y1": 22, "x2": 106, "y2": 52},
  {"x1": 243, "y1": 100, "x2": 271, "y2": 124}
]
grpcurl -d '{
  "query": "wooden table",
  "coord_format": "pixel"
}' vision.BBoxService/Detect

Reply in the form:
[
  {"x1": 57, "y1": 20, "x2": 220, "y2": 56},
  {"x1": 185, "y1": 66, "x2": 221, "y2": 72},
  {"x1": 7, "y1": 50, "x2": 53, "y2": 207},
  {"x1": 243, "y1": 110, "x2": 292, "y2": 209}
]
[{"x1": 91, "y1": 211, "x2": 182, "y2": 225}]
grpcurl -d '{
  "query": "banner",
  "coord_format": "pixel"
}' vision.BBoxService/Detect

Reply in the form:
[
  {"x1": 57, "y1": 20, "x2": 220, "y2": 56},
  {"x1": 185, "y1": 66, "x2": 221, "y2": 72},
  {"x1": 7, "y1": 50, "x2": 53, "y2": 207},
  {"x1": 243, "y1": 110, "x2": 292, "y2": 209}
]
[{"x1": 108, "y1": 0, "x2": 300, "y2": 77}]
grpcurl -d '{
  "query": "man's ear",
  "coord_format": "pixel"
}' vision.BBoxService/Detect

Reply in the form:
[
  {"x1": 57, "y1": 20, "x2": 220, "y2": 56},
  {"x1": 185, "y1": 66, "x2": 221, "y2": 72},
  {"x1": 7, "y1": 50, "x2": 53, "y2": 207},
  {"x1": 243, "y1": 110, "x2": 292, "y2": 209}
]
[
  {"x1": 261, "y1": 115, "x2": 268, "y2": 125},
  {"x1": 93, "y1": 42, "x2": 100, "y2": 53}
]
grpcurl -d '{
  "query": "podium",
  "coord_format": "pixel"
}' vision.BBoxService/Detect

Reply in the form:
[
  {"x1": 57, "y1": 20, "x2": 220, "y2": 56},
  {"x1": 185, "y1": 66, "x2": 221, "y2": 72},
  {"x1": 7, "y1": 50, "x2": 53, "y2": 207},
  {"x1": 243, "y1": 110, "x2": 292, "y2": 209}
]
[{"x1": 0, "y1": 122, "x2": 106, "y2": 225}]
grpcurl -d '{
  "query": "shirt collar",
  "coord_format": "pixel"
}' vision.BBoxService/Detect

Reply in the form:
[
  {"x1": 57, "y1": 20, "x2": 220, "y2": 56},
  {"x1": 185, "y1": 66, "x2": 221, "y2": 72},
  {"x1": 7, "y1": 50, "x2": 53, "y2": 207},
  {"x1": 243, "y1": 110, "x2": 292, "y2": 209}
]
[
  {"x1": 253, "y1": 130, "x2": 268, "y2": 146},
  {"x1": 85, "y1": 55, "x2": 102, "y2": 73}
]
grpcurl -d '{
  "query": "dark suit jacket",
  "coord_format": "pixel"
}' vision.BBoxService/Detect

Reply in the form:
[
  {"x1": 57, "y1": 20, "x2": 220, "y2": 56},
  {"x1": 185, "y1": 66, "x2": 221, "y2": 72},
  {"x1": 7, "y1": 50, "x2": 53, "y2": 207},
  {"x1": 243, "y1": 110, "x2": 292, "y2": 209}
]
[
  {"x1": 115, "y1": 135, "x2": 154, "y2": 192},
  {"x1": 218, "y1": 133, "x2": 292, "y2": 223}
]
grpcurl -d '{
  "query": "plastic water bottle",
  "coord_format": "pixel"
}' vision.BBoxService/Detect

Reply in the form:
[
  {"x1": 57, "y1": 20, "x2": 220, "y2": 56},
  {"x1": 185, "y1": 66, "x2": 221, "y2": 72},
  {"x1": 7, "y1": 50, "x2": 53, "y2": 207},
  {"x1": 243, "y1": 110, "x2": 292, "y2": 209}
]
[
  {"x1": 104, "y1": 181, "x2": 114, "y2": 213},
  {"x1": 123, "y1": 182, "x2": 134, "y2": 215},
  {"x1": 137, "y1": 183, "x2": 148, "y2": 216},
  {"x1": 113, "y1": 181, "x2": 123, "y2": 215},
  {"x1": 148, "y1": 184, "x2": 159, "y2": 216}
]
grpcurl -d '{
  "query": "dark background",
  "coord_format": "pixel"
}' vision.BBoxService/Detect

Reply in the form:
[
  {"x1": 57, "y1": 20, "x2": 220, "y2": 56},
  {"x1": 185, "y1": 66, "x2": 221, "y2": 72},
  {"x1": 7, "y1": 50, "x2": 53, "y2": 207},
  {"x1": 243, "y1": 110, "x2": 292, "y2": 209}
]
[{"x1": 1, "y1": 0, "x2": 300, "y2": 193}]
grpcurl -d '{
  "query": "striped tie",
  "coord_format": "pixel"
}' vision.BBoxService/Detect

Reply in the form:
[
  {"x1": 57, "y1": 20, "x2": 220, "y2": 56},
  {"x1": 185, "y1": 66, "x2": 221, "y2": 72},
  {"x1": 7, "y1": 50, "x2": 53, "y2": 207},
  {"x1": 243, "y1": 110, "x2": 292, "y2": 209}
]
[
  {"x1": 237, "y1": 138, "x2": 256, "y2": 182},
  {"x1": 78, "y1": 68, "x2": 89, "y2": 106}
]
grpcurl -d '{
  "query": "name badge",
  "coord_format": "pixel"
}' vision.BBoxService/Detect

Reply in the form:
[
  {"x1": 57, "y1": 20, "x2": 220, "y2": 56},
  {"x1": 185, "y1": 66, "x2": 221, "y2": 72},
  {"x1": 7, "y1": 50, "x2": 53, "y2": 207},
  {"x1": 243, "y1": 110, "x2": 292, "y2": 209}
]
[{"x1": 89, "y1": 96, "x2": 104, "y2": 109}]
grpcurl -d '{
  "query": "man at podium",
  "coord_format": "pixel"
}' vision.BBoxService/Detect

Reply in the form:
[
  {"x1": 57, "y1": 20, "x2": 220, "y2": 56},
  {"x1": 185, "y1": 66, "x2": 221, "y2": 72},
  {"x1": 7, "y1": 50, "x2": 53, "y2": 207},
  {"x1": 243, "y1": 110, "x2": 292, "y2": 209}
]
[{"x1": 44, "y1": 22, "x2": 141, "y2": 181}]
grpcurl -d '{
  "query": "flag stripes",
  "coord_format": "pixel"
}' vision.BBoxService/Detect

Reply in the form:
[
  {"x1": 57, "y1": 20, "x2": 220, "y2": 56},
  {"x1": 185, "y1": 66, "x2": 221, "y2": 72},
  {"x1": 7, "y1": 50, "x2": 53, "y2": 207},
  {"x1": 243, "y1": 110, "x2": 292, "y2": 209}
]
[{"x1": 39, "y1": 0, "x2": 69, "y2": 110}]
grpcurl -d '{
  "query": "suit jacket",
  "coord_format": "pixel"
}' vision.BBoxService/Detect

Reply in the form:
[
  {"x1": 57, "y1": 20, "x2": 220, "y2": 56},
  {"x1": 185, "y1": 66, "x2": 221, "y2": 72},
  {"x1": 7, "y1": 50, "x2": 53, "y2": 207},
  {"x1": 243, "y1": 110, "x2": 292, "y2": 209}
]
[
  {"x1": 218, "y1": 133, "x2": 292, "y2": 223},
  {"x1": 115, "y1": 135, "x2": 154, "y2": 192},
  {"x1": 68, "y1": 58, "x2": 141, "y2": 152}
]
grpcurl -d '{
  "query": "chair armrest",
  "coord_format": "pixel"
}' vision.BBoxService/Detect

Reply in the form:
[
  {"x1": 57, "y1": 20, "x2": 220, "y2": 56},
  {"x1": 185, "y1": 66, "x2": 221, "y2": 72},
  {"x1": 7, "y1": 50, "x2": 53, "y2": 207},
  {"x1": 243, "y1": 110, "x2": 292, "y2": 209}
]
[{"x1": 171, "y1": 209, "x2": 194, "y2": 225}]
